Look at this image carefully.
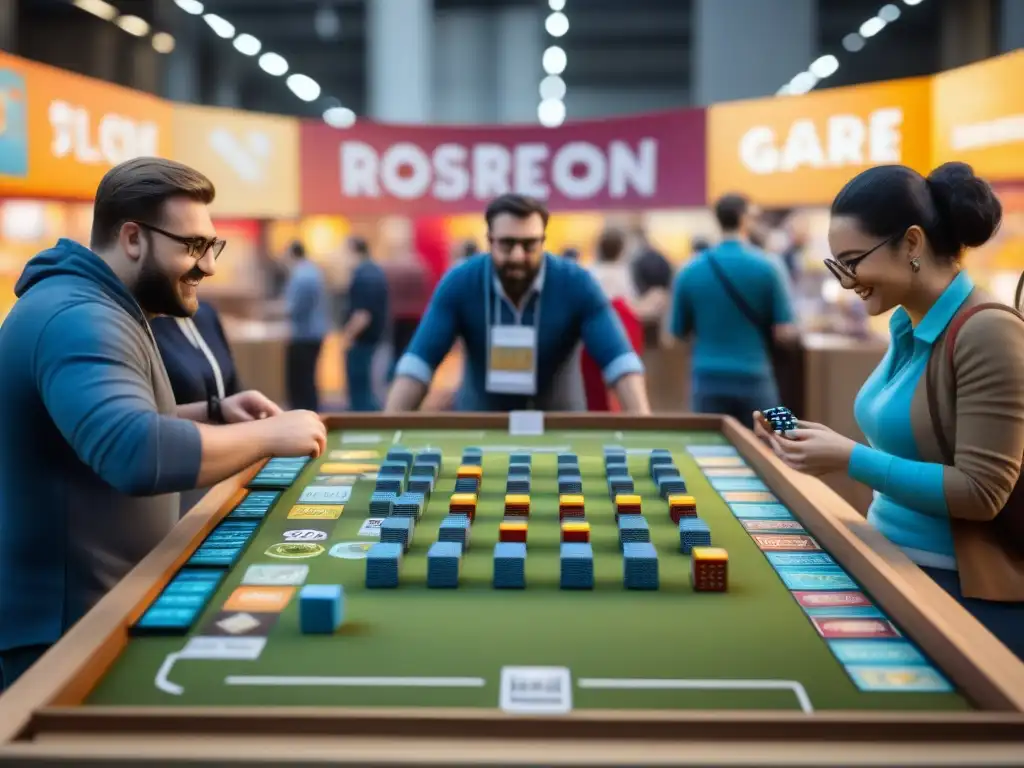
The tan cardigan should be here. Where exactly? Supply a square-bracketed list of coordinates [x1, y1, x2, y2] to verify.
[912, 287, 1024, 600]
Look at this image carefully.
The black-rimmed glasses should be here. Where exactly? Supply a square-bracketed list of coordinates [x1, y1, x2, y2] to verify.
[490, 236, 544, 255]
[135, 221, 226, 261]
[823, 232, 902, 282]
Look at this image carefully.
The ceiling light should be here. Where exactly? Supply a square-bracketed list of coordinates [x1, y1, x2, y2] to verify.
[843, 32, 866, 51]
[115, 15, 150, 37]
[173, 0, 205, 14]
[258, 52, 289, 76]
[879, 3, 901, 21]
[71, 0, 118, 21]
[324, 106, 357, 129]
[233, 33, 262, 56]
[789, 71, 818, 94]
[203, 13, 235, 38]
[287, 73, 321, 102]
[809, 54, 839, 79]
[542, 45, 567, 75]
[549, 0, 566, 9]
[539, 75, 567, 101]
[152, 32, 176, 53]
[859, 16, 886, 37]
[903, 0, 923, 5]
[538, 98, 566, 128]
[545, 12, 569, 37]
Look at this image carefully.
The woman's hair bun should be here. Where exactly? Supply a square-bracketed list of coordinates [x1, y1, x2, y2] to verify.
[926, 162, 1002, 249]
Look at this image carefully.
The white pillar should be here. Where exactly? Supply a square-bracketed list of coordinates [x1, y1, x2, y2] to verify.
[692, 0, 814, 104]
[433, 8, 494, 124]
[367, 0, 433, 123]
[494, 5, 544, 124]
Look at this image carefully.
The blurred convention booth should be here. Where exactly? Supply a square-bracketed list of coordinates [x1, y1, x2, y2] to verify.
[2, 34, 1024, 510]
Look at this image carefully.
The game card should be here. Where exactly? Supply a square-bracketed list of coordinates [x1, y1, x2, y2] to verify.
[358, 518, 385, 537]
[811, 617, 900, 639]
[729, 503, 794, 520]
[766, 551, 836, 567]
[776, 566, 857, 591]
[694, 456, 747, 468]
[722, 491, 778, 503]
[793, 590, 871, 608]
[702, 467, 756, 478]
[687, 445, 739, 457]
[201, 610, 280, 638]
[741, 519, 807, 533]
[328, 450, 379, 460]
[710, 477, 770, 493]
[241, 564, 309, 586]
[298, 485, 352, 505]
[805, 605, 886, 619]
[288, 504, 344, 520]
[318, 463, 377, 476]
[223, 586, 296, 613]
[751, 533, 820, 551]
[846, 665, 952, 693]
[828, 640, 926, 666]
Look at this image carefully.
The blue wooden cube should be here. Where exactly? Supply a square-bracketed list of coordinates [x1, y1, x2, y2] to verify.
[299, 584, 344, 634]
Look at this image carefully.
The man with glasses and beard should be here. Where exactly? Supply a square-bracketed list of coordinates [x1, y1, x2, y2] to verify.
[385, 194, 649, 413]
[0, 158, 327, 691]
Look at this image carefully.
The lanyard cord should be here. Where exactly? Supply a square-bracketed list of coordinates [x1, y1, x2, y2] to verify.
[175, 317, 227, 400]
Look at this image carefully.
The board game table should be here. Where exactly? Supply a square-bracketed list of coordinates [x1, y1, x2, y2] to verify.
[2, 413, 1023, 767]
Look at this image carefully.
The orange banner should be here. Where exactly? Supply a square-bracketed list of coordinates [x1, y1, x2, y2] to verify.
[0, 52, 172, 200]
[707, 77, 932, 207]
[171, 104, 300, 219]
[931, 50, 1024, 182]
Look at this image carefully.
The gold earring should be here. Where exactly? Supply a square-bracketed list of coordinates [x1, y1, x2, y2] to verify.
[910, 258, 921, 273]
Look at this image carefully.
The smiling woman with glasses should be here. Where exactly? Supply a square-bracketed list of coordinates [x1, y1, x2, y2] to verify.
[754, 161, 1024, 662]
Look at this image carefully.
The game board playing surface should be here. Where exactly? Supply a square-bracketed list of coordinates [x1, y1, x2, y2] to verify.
[87, 427, 971, 713]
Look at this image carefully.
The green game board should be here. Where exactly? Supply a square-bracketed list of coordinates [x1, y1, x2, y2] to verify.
[87, 427, 971, 713]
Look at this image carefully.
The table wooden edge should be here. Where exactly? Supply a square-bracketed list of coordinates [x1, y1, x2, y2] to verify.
[1, 412, 1023, 757]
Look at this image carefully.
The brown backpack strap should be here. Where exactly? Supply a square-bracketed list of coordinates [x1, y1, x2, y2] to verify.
[926, 303, 1024, 466]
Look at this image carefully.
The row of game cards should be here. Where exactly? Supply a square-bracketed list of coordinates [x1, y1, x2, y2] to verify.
[130, 457, 311, 636]
[686, 443, 953, 694]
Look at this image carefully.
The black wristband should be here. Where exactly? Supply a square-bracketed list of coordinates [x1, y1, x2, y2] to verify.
[207, 395, 225, 424]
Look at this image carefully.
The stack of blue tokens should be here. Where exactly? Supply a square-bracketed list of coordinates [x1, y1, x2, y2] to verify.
[393, 492, 425, 518]
[407, 474, 435, 496]
[557, 453, 578, 469]
[506, 475, 531, 494]
[427, 541, 463, 588]
[509, 452, 532, 468]
[438, 515, 471, 548]
[417, 449, 443, 469]
[227, 490, 281, 520]
[560, 542, 595, 589]
[623, 542, 659, 590]
[248, 456, 310, 488]
[375, 476, 404, 495]
[411, 461, 438, 480]
[462, 447, 483, 466]
[508, 462, 531, 478]
[365, 542, 402, 588]
[651, 462, 680, 484]
[558, 471, 583, 494]
[378, 460, 408, 479]
[369, 491, 398, 517]
[387, 446, 414, 465]
[380, 517, 415, 551]
[453, 476, 479, 494]
[607, 473, 634, 498]
[658, 474, 688, 499]
[649, 449, 673, 470]
[618, 515, 651, 547]
[604, 446, 627, 472]
[679, 517, 712, 554]
[493, 541, 527, 589]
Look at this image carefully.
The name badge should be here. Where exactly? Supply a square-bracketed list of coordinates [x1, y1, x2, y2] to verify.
[487, 324, 538, 396]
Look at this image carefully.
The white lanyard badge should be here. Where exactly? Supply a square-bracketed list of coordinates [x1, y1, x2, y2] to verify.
[175, 317, 226, 399]
[484, 260, 541, 397]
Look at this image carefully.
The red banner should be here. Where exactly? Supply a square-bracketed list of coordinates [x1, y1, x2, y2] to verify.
[300, 110, 706, 215]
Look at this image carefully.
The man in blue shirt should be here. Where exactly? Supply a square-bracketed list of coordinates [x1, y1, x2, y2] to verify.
[385, 194, 649, 412]
[341, 236, 389, 411]
[670, 194, 797, 426]
[0, 158, 326, 691]
[283, 241, 330, 411]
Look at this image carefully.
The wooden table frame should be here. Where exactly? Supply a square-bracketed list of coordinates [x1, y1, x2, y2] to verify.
[2, 413, 1024, 767]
